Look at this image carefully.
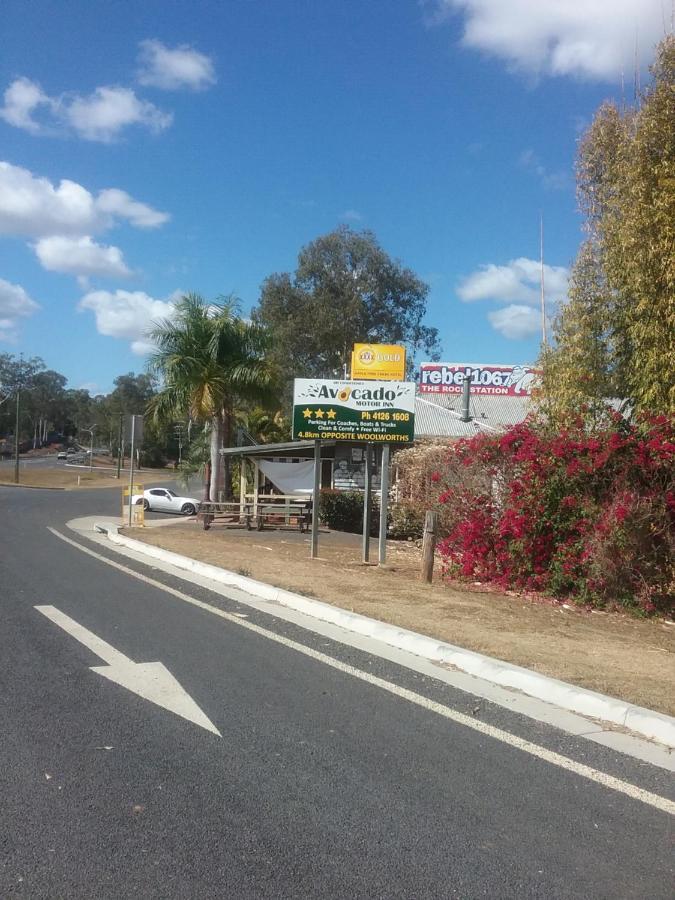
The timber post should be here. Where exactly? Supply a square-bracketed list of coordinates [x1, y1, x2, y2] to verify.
[421, 510, 438, 583]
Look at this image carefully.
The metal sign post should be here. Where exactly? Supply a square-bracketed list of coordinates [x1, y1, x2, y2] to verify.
[125, 413, 144, 526]
[378, 444, 390, 565]
[128, 415, 136, 527]
[311, 439, 321, 559]
[362, 443, 373, 563]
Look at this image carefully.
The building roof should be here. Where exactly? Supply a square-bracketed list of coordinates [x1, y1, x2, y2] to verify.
[426, 391, 532, 425]
[413, 393, 532, 439]
[414, 397, 493, 438]
[220, 439, 335, 458]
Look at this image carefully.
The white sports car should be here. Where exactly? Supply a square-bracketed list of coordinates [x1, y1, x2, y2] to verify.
[133, 488, 199, 516]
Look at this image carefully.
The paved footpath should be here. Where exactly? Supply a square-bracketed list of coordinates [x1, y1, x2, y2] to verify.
[1, 485, 673, 899]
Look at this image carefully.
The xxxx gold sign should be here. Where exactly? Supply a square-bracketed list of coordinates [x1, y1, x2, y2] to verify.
[293, 378, 416, 443]
[351, 343, 406, 381]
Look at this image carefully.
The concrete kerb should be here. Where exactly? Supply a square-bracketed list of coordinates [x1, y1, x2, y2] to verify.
[0, 482, 66, 490]
[96, 521, 675, 750]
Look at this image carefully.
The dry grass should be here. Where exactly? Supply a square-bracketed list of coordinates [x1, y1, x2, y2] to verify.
[0, 466, 174, 490]
[128, 523, 675, 717]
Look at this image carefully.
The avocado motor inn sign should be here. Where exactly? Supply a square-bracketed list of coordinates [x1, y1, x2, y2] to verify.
[293, 379, 416, 443]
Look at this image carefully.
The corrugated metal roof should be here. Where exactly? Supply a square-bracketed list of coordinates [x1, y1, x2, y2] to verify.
[414, 393, 531, 438]
[418, 392, 531, 426]
[414, 397, 498, 438]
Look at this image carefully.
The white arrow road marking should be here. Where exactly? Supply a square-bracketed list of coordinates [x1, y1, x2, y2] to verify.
[35, 605, 221, 736]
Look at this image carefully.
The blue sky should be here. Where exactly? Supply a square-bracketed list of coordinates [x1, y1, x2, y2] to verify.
[0, 0, 664, 393]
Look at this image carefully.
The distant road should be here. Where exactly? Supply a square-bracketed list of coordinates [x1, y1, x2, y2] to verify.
[0, 454, 61, 468]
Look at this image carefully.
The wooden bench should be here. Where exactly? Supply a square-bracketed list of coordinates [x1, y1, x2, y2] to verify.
[256, 501, 312, 532]
[197, 501, 253, 531]
[198, 500, 313, 532]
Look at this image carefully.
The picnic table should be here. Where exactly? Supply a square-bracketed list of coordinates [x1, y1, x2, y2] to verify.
[198, 498, 313, 532]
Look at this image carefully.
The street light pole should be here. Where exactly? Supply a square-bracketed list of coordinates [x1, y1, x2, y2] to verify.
[13, 389, 20, 484]
[81, 425, 96, 473]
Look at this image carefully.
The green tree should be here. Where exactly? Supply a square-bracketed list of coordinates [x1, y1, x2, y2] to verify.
[60, 389, 96, 439]
[238, 406, 290, 445]
[0, 354, 46, 443]
[542, 36, 675, 417]
[25, 370, 67, 446]
[254, 226, 440, 399]
[148, 293, 271, 500]
[538, 241, 617, 424]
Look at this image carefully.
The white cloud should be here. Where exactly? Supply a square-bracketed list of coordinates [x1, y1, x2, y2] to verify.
[519, 149, 569, 191]
[457, 256, 569, 307]
[488, 304, 544, 339]
[436, 0, 664, 80]
[0, 161, 98, 237]
[339, 209, 364, 222]
[61, 86, 172, 142]
[457, 256, 568, 339]
[78, 289, 176, 354]
[0, 77, 53, 133]
[0, 278, 40, 342]
[137, 39, 216, 91]
[0, 161, 169, 238]
[34, 235, 131, 279]
[96, 188, 169, 228]
[0, 78, 172, 141]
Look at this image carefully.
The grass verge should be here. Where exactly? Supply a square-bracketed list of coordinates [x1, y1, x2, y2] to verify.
[0, 466, 174, 490]
[126, 523, 675, 717]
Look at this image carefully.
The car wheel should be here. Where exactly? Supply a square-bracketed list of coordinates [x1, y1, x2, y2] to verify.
[143, 499, 150, 511]
[181, 503, 196, 516]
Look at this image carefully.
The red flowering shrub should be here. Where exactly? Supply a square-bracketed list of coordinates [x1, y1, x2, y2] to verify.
[435, 413, 674, 616]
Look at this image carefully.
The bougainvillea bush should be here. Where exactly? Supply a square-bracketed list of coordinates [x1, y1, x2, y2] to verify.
[433, 414, 674, 616]
[391, 440, 490, 539]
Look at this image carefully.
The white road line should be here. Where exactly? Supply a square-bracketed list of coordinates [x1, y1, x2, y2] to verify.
[47, 526, 675, 817]
[36, 604, 130, 667]
[35, 604, 221, 736]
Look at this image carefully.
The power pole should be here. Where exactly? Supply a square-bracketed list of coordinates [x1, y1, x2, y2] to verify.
[173, 423, 184, 465]
[88, 426, 95, 473]
[540, 213, 548, 346]
[116, 413, 123, 479]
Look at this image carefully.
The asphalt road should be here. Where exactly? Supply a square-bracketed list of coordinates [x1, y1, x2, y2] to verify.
[1, 485, 673, 899]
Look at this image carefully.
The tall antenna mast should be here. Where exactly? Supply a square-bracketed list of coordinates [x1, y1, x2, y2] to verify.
[540, 213, 547, 346]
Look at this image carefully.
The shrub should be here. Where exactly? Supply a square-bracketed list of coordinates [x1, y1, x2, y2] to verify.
[392, 440, 474, 538]
[319, 489, 379, 535]
[388, 501, 426, 540]
[434, 412, 674, 616]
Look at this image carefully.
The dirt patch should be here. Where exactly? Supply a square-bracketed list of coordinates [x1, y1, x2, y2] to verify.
[128, 523, 675, 717]
[0, 467, 174, 490]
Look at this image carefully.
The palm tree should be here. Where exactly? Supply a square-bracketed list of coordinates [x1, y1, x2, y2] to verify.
[148, 293, 271, 501]
[238, 406, 290, 445]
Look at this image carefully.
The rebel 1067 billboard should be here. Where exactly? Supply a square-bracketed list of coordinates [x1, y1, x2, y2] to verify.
[293, 379, 415, 443]
[419, 363, 540, 396]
